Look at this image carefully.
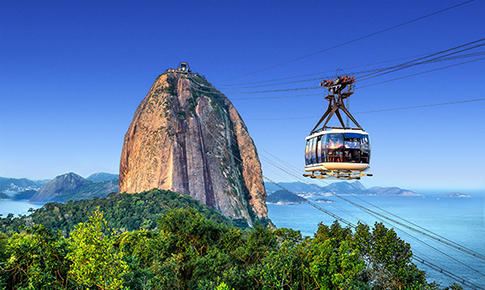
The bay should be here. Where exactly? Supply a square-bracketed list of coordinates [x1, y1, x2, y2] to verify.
[268, 195, 485, 289]
[0, 200, 44, 217]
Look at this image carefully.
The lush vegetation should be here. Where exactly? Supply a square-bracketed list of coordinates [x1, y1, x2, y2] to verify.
[0, 189, 246, 236]
[0, 189, 463, 289]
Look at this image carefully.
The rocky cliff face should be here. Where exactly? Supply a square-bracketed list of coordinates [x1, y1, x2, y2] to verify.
[119, 71, 269, 226]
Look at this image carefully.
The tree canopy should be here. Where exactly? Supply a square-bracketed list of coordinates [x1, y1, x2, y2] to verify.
[0, 189, 464, 289]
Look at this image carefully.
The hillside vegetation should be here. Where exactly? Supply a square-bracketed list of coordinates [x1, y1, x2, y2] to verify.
[0, 189, 461, 289]
[0, 189, 246, 236]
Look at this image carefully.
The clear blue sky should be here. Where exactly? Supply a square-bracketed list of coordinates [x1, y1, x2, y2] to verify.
[1, 0, 484, 193]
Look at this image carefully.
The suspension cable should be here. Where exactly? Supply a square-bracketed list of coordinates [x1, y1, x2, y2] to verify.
[217, 0, 476, 83]
[187, 75, 485, 288]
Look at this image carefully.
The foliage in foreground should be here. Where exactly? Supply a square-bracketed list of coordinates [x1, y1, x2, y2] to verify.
[0, 205, 463, 290]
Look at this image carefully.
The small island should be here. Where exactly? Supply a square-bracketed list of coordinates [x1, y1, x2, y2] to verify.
[441, 192, 471, 198]
[315, 198, 335, 204]
[266, 190, 304, 205]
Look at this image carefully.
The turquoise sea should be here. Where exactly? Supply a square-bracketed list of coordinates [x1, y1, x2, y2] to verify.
[0, 200, 43, 217]
[268, 195, 485, 289]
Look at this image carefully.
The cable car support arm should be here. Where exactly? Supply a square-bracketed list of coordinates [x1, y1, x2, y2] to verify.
[311, 76, 362, 134]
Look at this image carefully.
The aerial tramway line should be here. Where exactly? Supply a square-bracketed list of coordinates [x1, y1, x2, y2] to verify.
[304, 76, 372, 180]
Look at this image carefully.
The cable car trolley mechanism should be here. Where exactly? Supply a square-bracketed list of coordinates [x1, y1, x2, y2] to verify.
[304, 76, 373, 180]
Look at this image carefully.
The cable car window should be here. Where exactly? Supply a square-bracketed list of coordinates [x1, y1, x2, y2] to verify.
[343, 133, 362, 139]
[308, 139, 312, 164]
[311, 138, 317, 164]
[322, 134, 329, 149]
[305, 140, 310, 165]
[321, 134, 328, 162]
[361, 135, 370, 150]
[328, 134, 343, 149]
[317, 138, 322, 163]
[345, 140, 360, 149]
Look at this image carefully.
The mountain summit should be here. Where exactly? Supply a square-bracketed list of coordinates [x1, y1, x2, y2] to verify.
[29, 172, 119, 203]
[119, 68, 269, 226]
[29, 172, 86, 203]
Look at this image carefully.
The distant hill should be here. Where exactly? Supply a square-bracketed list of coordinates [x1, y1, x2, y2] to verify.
[264, 182, 281, 194]
[265, 181, 326, 195]
[324, 181, 367, 194]
[363, 186, 420, 196]
[0, 192, 10, 200]
[441, 192, 470, 198]
[266, 190, 304, 204]
[265, 181, 419, 197]
[11, 189, 37, 200]
[0, 177, 50, 195]
[86, 172, 119, 182]
[29, 172, 119, 203]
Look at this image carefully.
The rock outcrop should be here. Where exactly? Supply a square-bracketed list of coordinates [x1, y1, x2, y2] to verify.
[119, 70, 269, 226]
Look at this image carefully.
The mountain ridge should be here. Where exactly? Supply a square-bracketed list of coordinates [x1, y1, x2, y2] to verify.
[265, 181, 420, 197]
[29, 172, 119, 203]
[86, 172, 119, 182]
[0, 177, 50, 195]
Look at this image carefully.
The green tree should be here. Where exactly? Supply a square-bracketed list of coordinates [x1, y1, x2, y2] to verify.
[248, 226, 367, 290]
[352, 222, 428, 289]
[1, 225, 72, 289]
[115, 229, 162, 289]
[154, 207, 232, 289]
[67, 207, 128, 290]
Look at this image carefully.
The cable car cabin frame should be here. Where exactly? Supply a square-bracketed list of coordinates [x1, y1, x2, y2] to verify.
[304, 76, 373, 180]
[304, 129, 371, 179]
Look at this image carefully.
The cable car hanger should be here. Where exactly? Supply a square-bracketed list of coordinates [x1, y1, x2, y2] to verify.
[311, 76, 362, 133]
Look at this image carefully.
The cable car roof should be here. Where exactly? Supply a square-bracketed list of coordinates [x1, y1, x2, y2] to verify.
[306, 128, 369, 140]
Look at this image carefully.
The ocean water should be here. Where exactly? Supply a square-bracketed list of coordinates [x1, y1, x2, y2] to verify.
[0, 200, 43, 217]
[268, 195, 485, 289]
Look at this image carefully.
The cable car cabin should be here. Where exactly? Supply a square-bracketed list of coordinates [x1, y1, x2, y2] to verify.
[305, 75, 372, 180]
[304, 129, 371, 179]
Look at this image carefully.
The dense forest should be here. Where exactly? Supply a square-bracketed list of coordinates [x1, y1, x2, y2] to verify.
[0, 189, 248, 236]
[0, 189, 462, 289]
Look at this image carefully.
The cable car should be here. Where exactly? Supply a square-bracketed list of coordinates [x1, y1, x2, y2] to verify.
[304, 76, 372, 180]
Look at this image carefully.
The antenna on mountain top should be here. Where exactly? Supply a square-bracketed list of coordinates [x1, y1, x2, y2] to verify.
[167, 62, 192, 75]
[178, 62, 191, 74]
